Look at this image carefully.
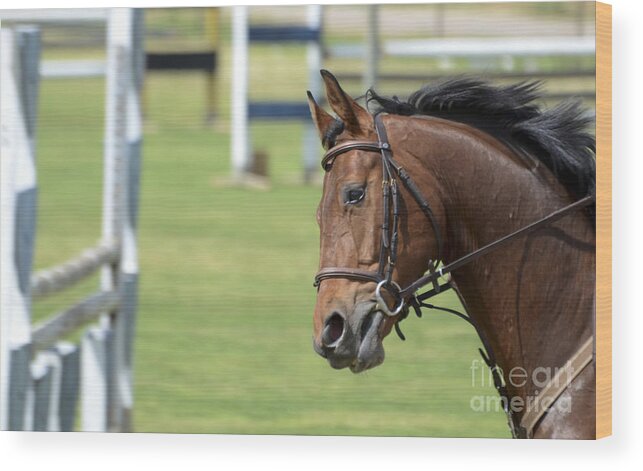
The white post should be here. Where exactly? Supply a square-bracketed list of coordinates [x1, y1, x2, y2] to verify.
[42, 350, 63, 432]
[100, 7, 142, 432]
[81, 326, 112, 432]
[119, 8, 143, 432]
[303, 5, 323, 183]
[231, 6, 249, 179]
[31, 355, 54, 431]
[0, 27, 40, 431]
[100, 8, 129, 433]
[102, 9, 130, 272]
[364, 5, 379, 90]
[55, 342, 80, 432]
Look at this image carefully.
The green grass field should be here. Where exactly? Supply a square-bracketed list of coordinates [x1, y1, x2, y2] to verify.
[32, 76, 509, 438]
[26, 6, 595, 437]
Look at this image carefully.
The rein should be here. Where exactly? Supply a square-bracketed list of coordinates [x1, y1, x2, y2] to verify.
[314, 112, 595, 438]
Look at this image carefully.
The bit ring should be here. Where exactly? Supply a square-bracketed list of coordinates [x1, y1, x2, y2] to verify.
[375, 280, 405, 317]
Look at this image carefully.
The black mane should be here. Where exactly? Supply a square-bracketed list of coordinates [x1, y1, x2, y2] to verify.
[367, 78, 595, 218]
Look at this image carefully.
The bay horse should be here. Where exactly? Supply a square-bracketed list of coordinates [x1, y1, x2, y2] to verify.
[308, 70, 596, 439]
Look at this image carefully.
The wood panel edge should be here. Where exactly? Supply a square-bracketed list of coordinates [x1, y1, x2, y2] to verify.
[595, 0, 612, 440]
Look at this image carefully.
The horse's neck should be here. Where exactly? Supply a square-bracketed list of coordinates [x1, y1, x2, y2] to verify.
[418, 120, 596, 398]
[451, 228, 594, 398]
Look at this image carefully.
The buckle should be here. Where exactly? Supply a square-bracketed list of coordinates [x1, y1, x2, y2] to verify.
[375, 280, 405, 317]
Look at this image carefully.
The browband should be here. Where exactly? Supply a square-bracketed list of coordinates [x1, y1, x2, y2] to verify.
[321, 141, 382, 170]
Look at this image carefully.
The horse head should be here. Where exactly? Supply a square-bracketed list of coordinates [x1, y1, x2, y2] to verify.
[308, 71, 444, 373]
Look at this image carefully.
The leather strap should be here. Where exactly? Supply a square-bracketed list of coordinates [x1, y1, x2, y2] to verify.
[518, 336, 594, 438]
[314, 267, 382, 287]
[399, 194, 595, 300]
[373, 115, 444, 267]
[321, 141, 382, 170]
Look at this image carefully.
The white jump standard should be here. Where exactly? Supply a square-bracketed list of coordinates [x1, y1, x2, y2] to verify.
[0, 8, 143, 432]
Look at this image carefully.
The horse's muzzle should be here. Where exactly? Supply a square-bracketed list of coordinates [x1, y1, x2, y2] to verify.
[313, 303, 385, 373]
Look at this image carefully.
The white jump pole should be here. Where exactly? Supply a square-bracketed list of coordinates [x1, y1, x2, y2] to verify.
[364, 5, 380, 90]
[81, 326, 113, 432]
[1, 10, 142, 433]
[117, 7, 143, 433]
[303, 5, 323, 183]
[0, 26, 41, 431]
[231, 6, 250, 180]
[85, 6, 130, 432]
[88, 7, 142, 433]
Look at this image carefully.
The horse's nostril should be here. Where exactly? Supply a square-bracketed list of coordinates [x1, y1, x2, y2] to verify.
[322, 312, 345, 347]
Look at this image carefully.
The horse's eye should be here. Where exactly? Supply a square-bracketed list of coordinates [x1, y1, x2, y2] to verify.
[345, 188, 365, 204]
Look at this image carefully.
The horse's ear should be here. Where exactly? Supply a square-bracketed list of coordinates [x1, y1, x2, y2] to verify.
[307, 91, 335, 145]
[320, 69, 371, 136]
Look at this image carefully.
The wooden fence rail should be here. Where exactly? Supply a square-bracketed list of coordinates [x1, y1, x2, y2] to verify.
[31, 242, 120, 299]
[32, 291, 121, 352]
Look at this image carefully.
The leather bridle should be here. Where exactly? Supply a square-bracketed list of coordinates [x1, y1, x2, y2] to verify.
[313, 112, 596, 438]
[314, 113, 594, 318]
[315, 113, 446, 318]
